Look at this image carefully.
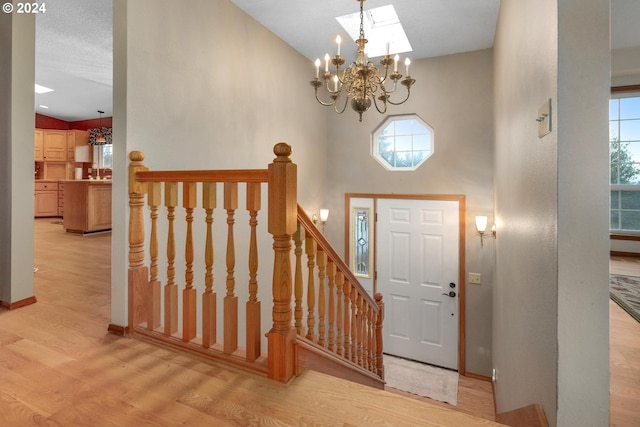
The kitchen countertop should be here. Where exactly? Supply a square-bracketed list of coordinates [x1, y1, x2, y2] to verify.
[60, 179, 112, 183]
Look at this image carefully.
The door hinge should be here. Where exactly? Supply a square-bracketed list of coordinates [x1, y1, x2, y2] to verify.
[375, 271, 377, 281]
[375, 212, 378, 222]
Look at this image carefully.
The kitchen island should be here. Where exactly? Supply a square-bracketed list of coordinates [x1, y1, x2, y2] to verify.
[63, 179, 112, 233]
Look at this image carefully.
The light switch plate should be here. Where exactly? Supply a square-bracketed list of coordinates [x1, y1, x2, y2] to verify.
[537, 98, 552, 138]
[469, 272, 482, 285]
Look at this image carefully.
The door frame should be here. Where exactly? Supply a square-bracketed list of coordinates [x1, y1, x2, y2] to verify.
[345, 193, 466, 375]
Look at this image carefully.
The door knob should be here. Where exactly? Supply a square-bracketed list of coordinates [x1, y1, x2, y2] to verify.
[442, 291, 457, 298]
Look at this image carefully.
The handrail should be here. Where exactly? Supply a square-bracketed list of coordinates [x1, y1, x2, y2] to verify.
[135, 169, 269, 183]
[297, 205, 378, 310]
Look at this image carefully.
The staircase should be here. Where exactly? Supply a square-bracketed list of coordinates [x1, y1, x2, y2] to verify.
[127, 143, 384, 388]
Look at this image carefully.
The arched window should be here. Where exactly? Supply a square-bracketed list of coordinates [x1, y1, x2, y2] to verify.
[371, 114, 434, 171]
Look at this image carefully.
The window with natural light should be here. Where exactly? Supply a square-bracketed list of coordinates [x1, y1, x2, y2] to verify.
[610, 92, 640, 232]
[371, 114, 433, 171]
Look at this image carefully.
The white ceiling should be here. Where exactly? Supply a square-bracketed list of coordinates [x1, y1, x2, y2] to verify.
[34, 0, 640, 122]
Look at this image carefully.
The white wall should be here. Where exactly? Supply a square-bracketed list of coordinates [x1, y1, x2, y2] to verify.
[0, 12, 35, 305]
[111, 0, 328, 331]
[493, 1, 609, 426]
[324, 49, 495, 376]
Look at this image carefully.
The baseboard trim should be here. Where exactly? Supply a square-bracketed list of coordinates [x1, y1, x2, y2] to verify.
[464, 371, 492, 382]
[0, 295, 37, 310]
[611, 250, 640, 258]
[107, 324, 130, 336]
[496, 403, 549, 427]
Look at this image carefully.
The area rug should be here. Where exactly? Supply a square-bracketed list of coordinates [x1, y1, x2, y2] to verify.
[610, 274, 640, 324]
[383, 354, 458, 406]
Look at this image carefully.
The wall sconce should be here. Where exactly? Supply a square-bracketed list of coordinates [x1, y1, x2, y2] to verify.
[475, 215, 496, 247]
[313, 209, 330, 233]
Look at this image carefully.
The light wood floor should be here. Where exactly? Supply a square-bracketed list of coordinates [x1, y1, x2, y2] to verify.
[609, 257, 640, 427]
[0, 219, 503, 427]
[2, 220, 638, 426]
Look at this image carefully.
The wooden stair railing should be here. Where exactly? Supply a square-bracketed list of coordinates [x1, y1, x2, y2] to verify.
[128, 143, 382, 386]
[128, 143, 297, 381]
[294, 206, 384, 386]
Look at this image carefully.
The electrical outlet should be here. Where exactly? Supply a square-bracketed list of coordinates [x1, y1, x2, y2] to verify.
[469, 272, 482, 285]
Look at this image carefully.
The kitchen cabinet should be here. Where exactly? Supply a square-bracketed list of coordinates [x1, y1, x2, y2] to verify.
[34, 130, 44, 161]
[58, 182, 65, 216]
[34, 181, 59, 217]
[43, 130, 67, 161]
[63, 180, 112, 233]
[43, 162, 67, 180]
[67, 130, 90, 162]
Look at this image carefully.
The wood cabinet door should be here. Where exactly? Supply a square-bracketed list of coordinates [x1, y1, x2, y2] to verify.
[34, 130, 44, 161]
[43, 130, 67, 161]
[66, 131, 76, 161]
[34, 191, 59, 217]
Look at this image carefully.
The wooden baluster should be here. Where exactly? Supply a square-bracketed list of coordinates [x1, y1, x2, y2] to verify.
[317, 250, 327, 347]
[362, 302, 369, 371]
[335, 271, 344, 357]
[182, 182, 197, 342]
[266, 143, 297, 382]
[343, 280, 351, 361]
[293, 223, 304, 336]
[147, 181, 161, 330]
[246, 182, 261, 361]
[202, 182, 217, 348]
[164, 182, 178, 336]
[224, 182, 238, 354]
[375, 293, 384, 379]
[327, 260, 336, 352]
[357, 293, 363, 367]
[305, 237, 316, 341]
[127, 151, 148, 330]
[369, 304, 375, 372]
[350, 284, 357, 363]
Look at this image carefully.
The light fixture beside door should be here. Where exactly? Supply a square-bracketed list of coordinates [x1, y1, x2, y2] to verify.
[475, 215, 496, 247]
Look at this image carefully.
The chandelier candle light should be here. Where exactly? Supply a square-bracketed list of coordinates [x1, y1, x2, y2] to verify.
[310, 0, 415, 122]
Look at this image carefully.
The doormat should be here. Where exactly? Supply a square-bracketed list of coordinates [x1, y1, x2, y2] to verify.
[610, 274, 640, 324]
[384, 354, 458, 406]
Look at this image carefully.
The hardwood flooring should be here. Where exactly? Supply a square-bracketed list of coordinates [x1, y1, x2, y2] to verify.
[609, 257, 640, 427]
[0, 219, 503, 427]
[3, 220, 638, 426]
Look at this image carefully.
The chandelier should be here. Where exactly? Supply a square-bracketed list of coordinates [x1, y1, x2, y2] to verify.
[310, 0, 415, 122]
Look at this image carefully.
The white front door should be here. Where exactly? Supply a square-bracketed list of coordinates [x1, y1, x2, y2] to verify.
[377, 198, 460, 370]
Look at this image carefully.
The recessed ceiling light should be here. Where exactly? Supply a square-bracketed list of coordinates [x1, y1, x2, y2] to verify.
[336, 4, 412, 58]
[39, 105, 49, 109]
[35, 84, 54, 94]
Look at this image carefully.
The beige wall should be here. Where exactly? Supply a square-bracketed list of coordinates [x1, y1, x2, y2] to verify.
[0, 13, 35, 304]
[111, 0, 328, 328]
[324, 49, 495, 376]
[612, 47, 640, 87]
[493, 1, 609, 426]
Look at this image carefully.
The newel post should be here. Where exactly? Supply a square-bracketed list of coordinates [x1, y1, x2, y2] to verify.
[267, 143, 297, 382]
[128, 151, 149, 332]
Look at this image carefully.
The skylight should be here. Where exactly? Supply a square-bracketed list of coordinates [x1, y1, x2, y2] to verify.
[35, 84, 54, 94]
[336, 4, 412, 58]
